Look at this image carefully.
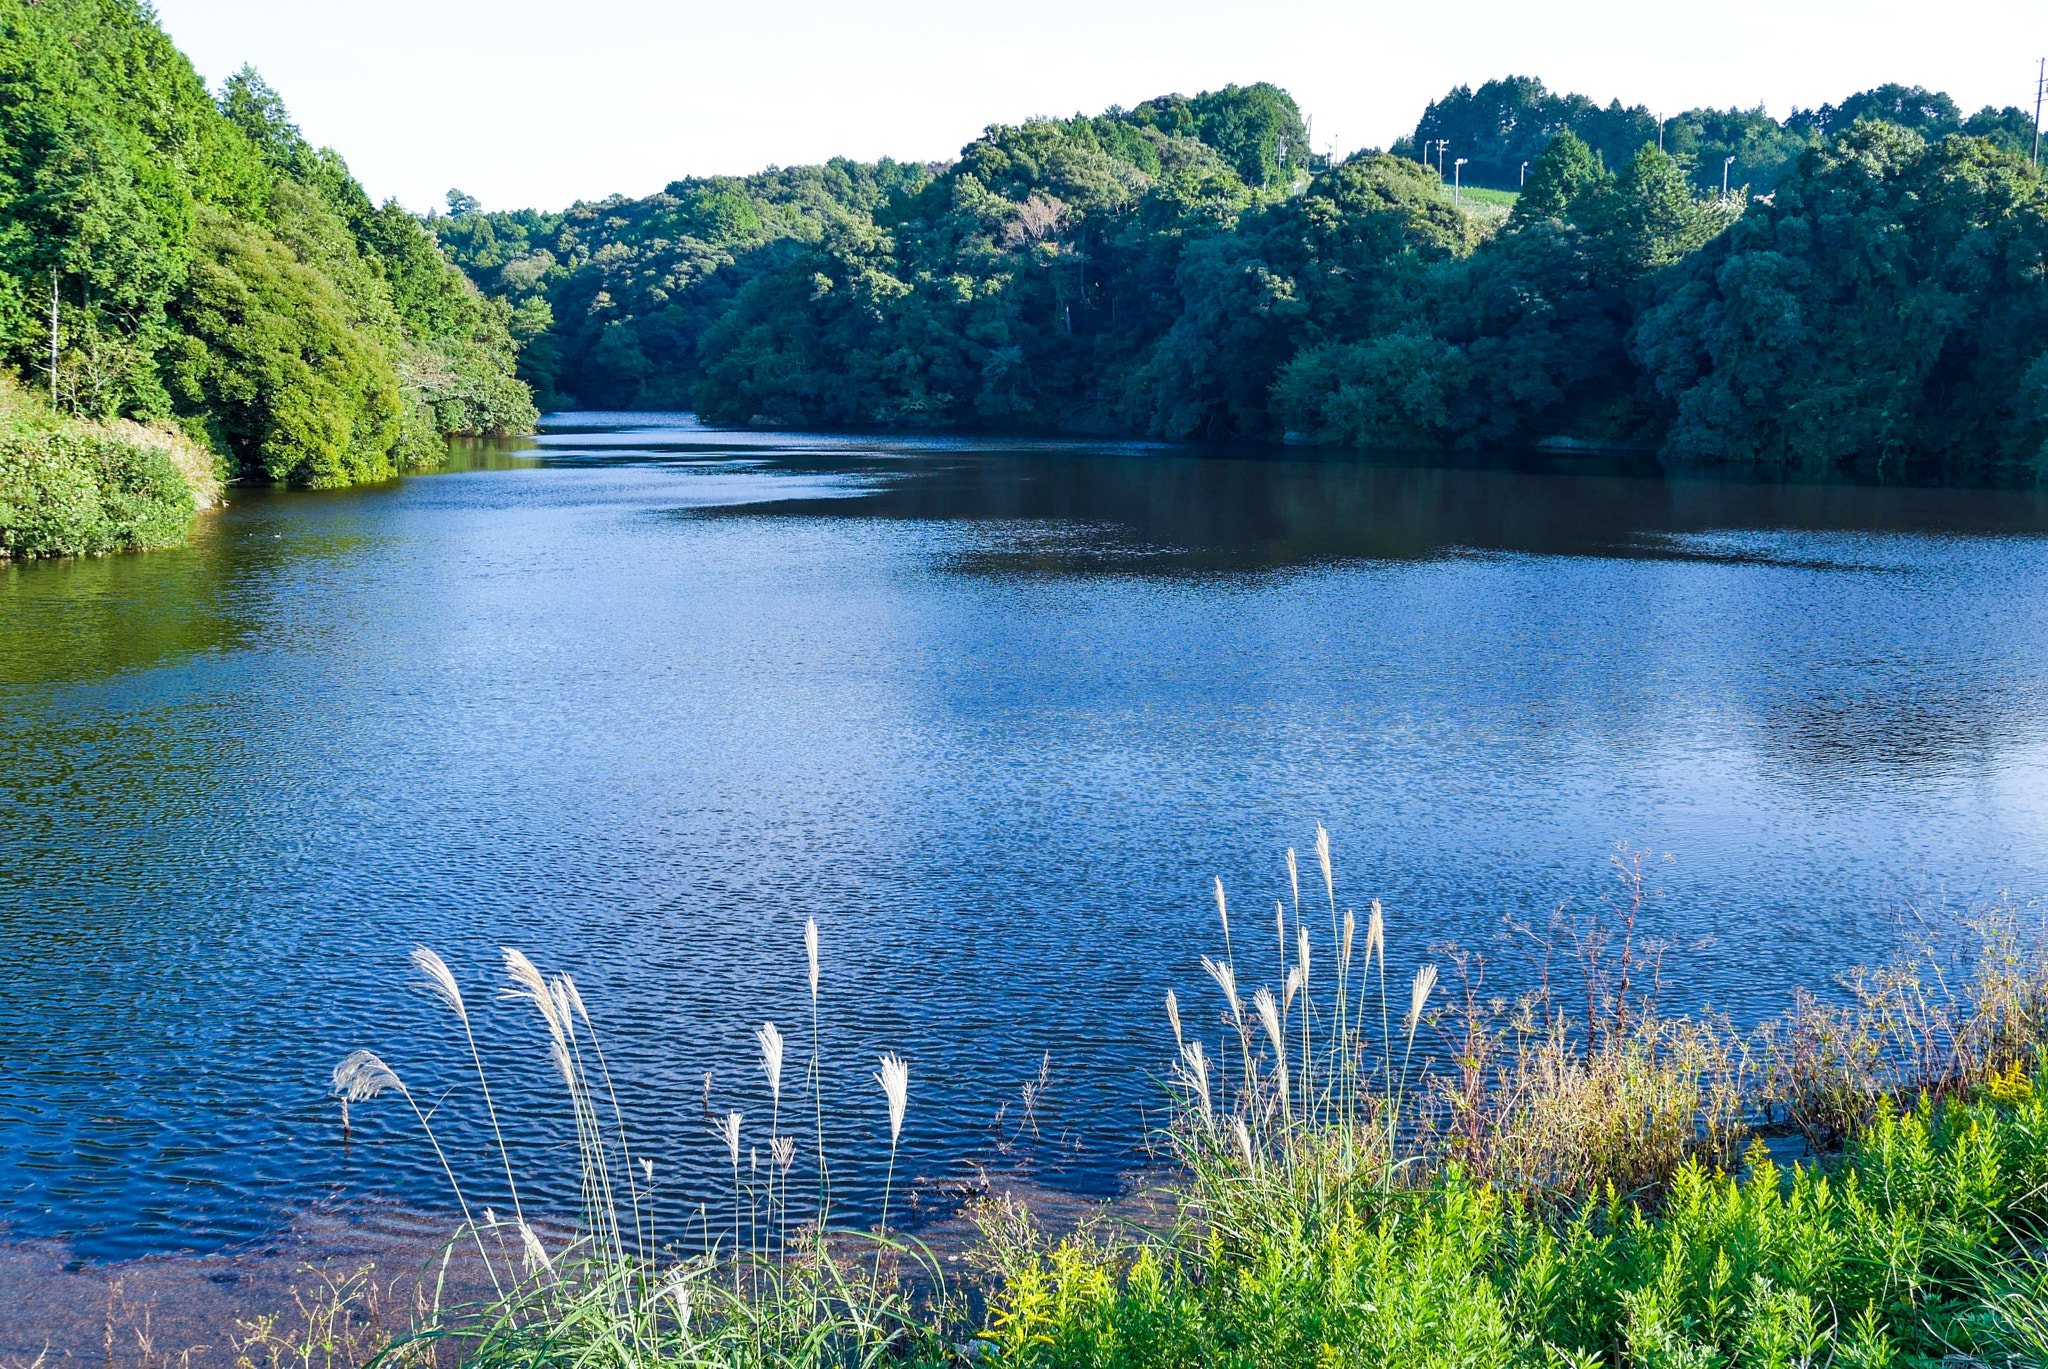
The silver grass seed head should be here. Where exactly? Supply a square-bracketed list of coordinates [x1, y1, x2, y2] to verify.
[1368, 901, 1386, 967]
[411, 946, 466, 1025]
[1253, 986, 1285, 1061]
[772, 1134, 796, 1174]
[1315, 823, 1334, 903]
[1286, 848, 1299, 911]
[1201, 955, 1243, 1023]
[804, 918, 820, 999]
[1296, 924, 1311, 984]
[876, 1053, 910, 1144]
[1343, 910, 1356, 970]
[561, 974, 592, 1029]
[1407, 963, 1439, 1032]
[1166, 989, 1183, 1050]
[332, 1048, 400, 1103]
[502, 947, 566, 1046]
[757, 1021, 785, 1101]
[716, 1111, 743, 1166]
[1285, 965, 1303, 1014]
[1233, 1115, 1256, 1169]
[519, 1221, 556, 1277]
[1179, 1040, 1214, 1128]
[549, 978, 577, 1039]
[1214, 877, 1229, 936]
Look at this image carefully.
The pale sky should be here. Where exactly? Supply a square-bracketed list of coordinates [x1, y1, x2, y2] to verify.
[152, 0, 2045, 214]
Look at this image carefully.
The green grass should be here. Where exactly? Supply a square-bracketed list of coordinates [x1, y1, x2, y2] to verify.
[1457, 185, 1521, 208]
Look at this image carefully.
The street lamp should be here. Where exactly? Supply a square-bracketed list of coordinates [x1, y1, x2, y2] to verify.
[1454, 158, 1468, 201]
[1520, 161, 1529, 187]
[1722, 155, 1736, 201]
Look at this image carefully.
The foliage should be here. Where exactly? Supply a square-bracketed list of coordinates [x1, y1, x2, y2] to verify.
[0, 0, 533, 521]
[440, 73, 2046, 479]
[1633, 125, 2048, 478]
[0, 374, 214, 556]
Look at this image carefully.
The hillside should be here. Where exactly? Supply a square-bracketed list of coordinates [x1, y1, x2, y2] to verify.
[0, 0, 535, 557]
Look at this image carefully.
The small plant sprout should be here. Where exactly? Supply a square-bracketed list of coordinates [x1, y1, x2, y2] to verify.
[875, 1052, 910, 1244]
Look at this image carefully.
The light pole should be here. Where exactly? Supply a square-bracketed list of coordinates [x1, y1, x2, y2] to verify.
[1519, 161, 1529, 187]
[2034, 56, 2044, 168]
[1722, 155, 1736, 201]
[1454, 158, 1468, 201]
[1435, 140, 1448, 177]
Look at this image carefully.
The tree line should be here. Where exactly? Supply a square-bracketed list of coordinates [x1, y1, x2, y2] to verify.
[438, 76, 2048, 480]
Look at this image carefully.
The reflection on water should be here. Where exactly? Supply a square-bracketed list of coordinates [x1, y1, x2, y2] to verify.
[3, 412, 2047, 1262]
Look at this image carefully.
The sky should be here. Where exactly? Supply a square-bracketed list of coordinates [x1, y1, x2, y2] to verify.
[152, 0, 2046, 214]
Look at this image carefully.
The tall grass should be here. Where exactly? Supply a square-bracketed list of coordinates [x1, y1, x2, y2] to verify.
[335, 931, 960, 1369]
[330, 839, 2048, 1369]
[970, 841, 2048, 1368]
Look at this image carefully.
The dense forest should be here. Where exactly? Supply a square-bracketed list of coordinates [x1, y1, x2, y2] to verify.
[1, 0, 534, 555]
[438, 76, 2048, 479]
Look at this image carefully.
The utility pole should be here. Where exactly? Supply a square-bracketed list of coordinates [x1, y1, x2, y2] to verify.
[1435, 139, 1448, 176]
[48, 273, 58, 404]
[2034, 57, 2044, 169]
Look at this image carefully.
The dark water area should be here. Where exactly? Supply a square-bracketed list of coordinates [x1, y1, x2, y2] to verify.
[4, 413, 2048, 1265]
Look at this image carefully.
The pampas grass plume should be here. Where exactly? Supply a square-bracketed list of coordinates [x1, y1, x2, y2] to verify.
[804, 918, 819, 1000]
[876, 1053, 909, 1144]
[717, 1111, 742, 1167]
[1166, 989, 1183, 1049]
[412, 947, 466, 1024]
[757, 1022, 785, 1102]
[1315, 823, 1334, 905]
[1407, 963, 1438, 1032]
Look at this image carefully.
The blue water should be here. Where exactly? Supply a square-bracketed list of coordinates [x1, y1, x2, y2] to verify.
[4, 414, 2047, 1261]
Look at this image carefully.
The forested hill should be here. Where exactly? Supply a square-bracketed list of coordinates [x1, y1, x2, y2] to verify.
[438, 77, 2048, 481]
[0, 0, 534, 494]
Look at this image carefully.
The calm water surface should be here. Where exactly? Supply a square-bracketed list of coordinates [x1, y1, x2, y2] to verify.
[5, 414, 2048, 1262]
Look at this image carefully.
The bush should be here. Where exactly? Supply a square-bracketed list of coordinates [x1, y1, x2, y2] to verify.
[0, 407, 205, 557]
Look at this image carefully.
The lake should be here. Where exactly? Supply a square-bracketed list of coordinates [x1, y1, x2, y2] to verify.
[4, 413, 2048, 1265]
